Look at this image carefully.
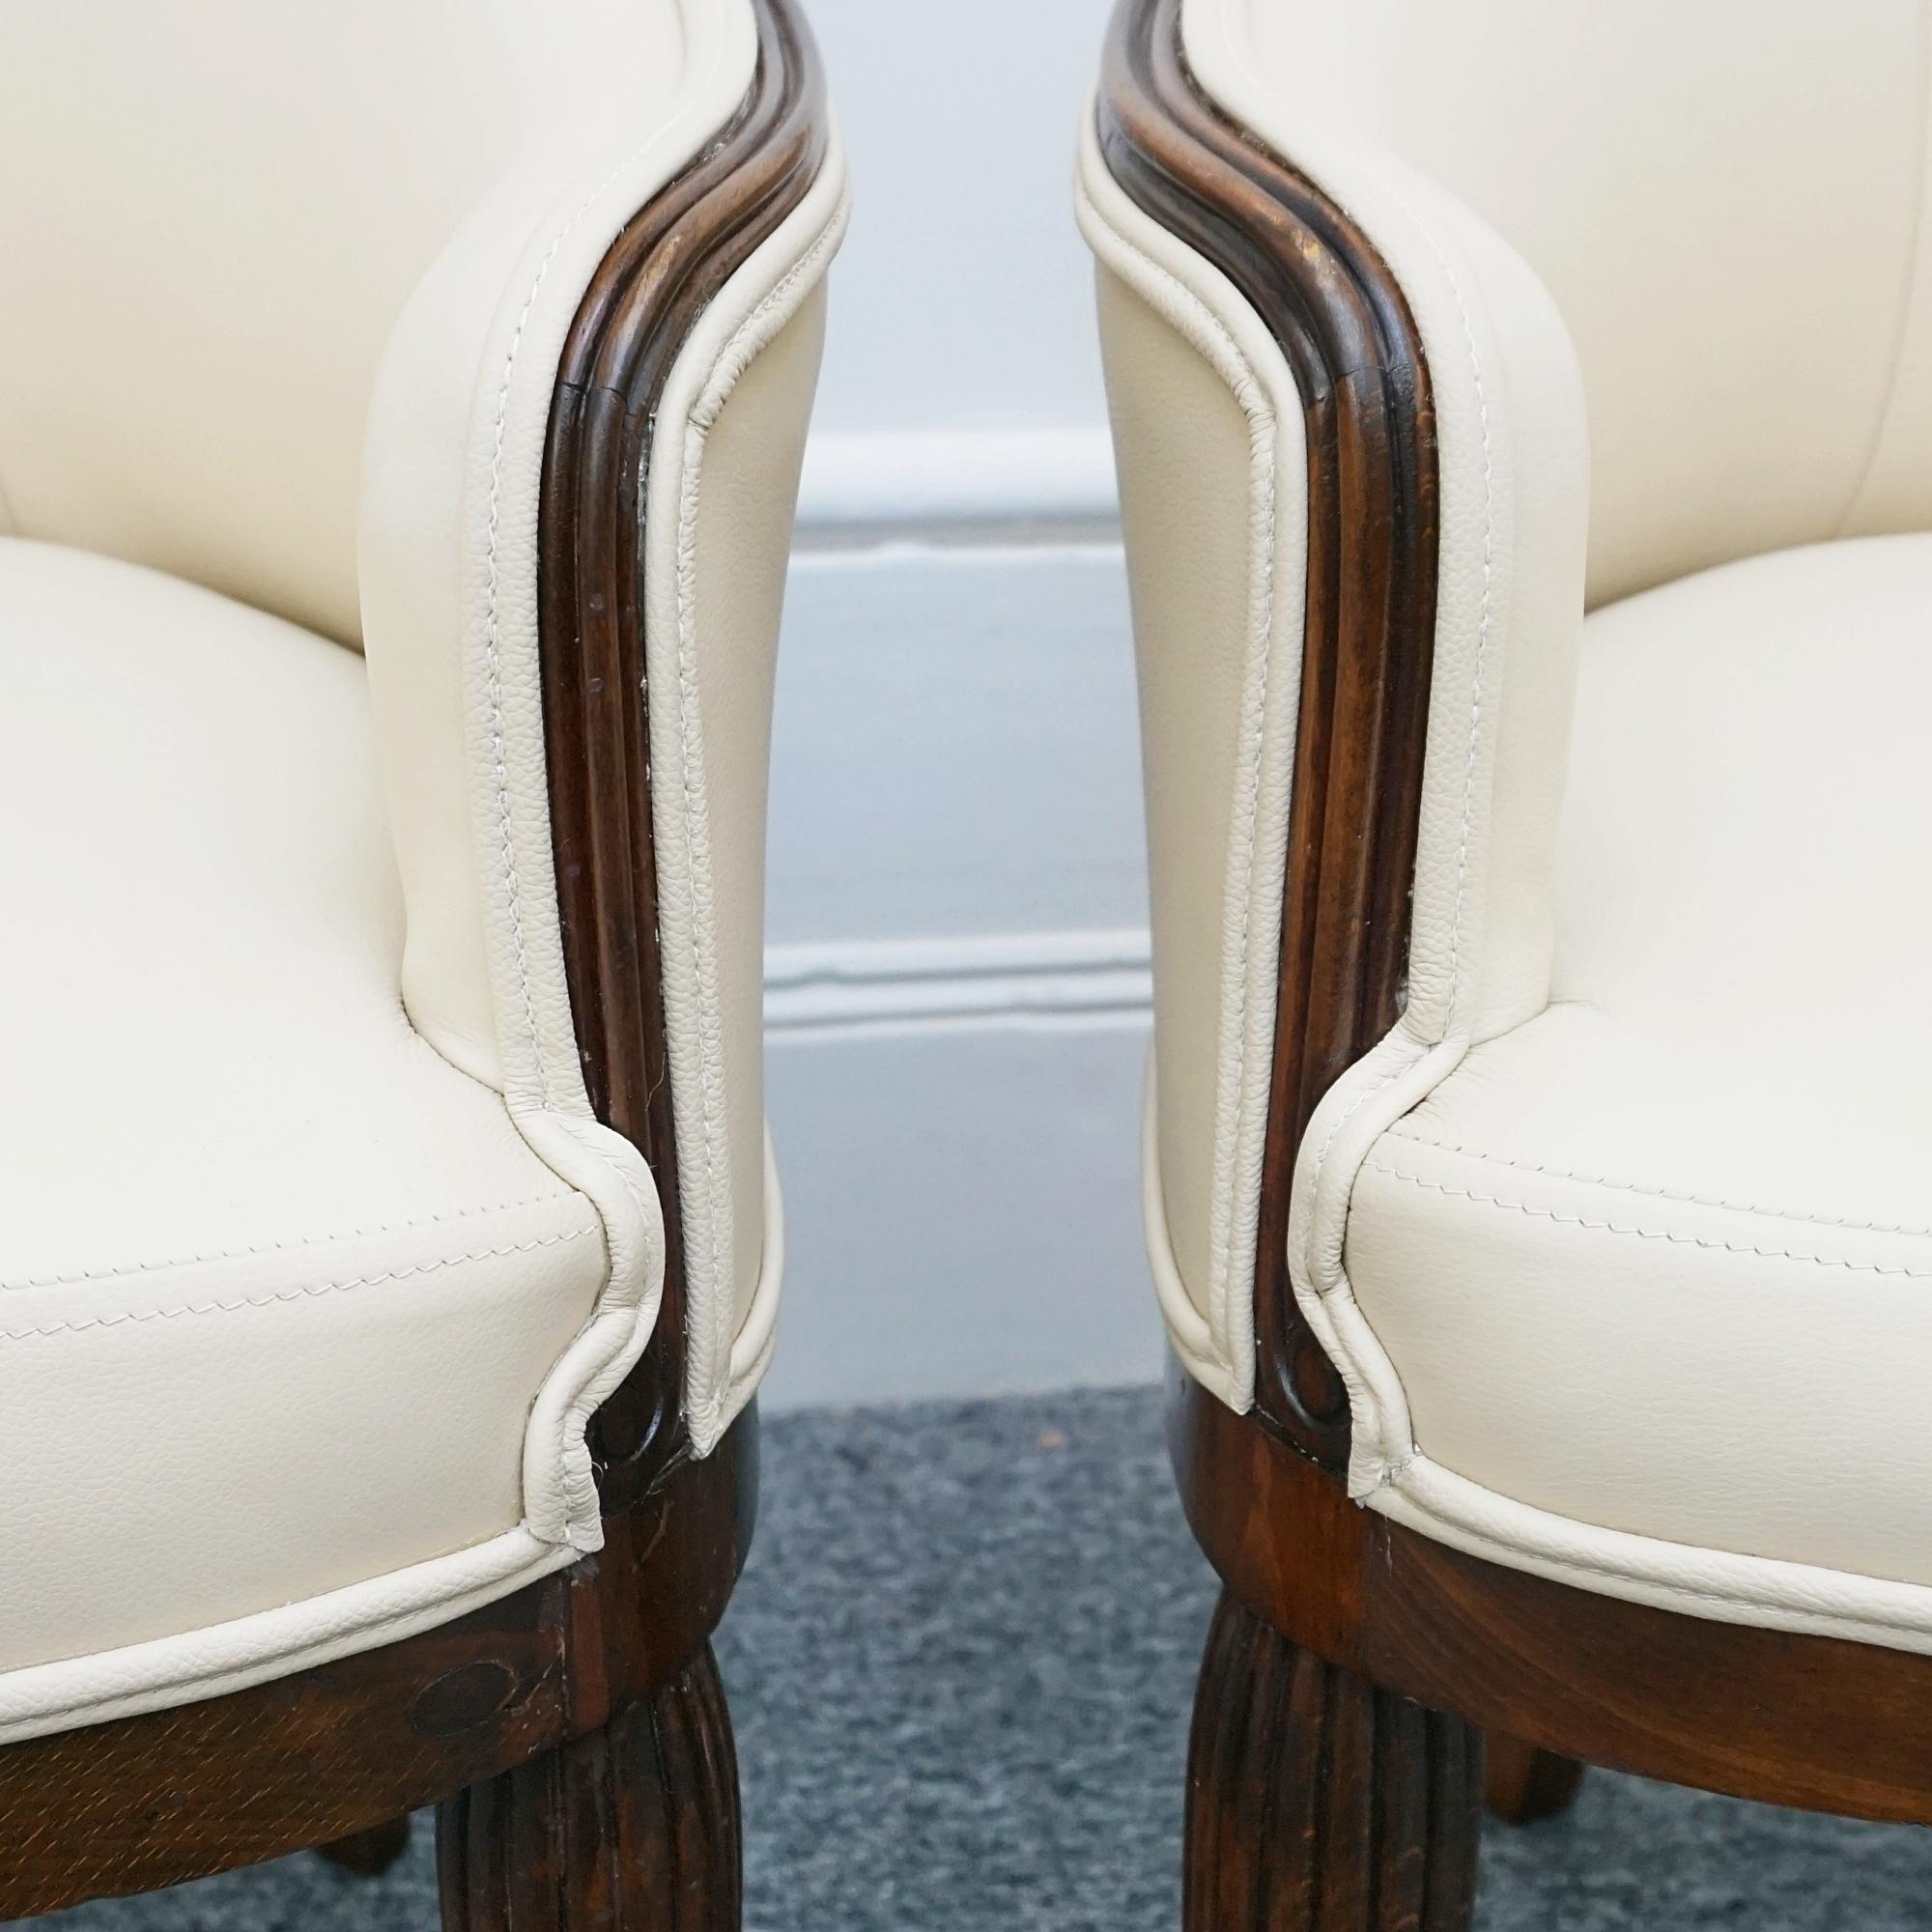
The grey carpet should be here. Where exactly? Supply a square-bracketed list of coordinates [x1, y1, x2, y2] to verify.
[32, 1387, 1932, 1930]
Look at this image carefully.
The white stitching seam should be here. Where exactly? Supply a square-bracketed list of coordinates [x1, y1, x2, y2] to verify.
[1369, 182, 1494, 1036]
[0, 1227, 600, 1342]
[1204, 0, 1497, 1048]
[1384, 1128, 1932, 1239]
[1279, 167, 1499, 1481]
[0, 1193, 582, 1293]
[1390, 1466, 1932, 1633]
[1196, 285, 1279, 1373]
[479, 27, 724, 1122]
[1304, 1054, 1411, 1203]
[472, 54, 740, 1531]
[483, 273, 557, 1111]
[671, 204, 846, 1434]
[1076, 175, 1278, 1384]
[1365, 1160, 1932, 1277]
[1241, 193, 1495, 1254]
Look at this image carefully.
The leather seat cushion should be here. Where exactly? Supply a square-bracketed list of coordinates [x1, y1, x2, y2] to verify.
[0, 539, 607, 1680]
[1349, 534, 1932, 1586]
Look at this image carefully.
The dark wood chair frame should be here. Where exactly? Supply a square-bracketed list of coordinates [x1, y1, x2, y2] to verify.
[0, 3, 825, 1921]
[1102, 0, 1932, 1923]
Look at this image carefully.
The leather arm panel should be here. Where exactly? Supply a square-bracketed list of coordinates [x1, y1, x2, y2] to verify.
[1087, 0, 1588, 1478]
[625, 167, 845, 1457]
[1078, 131, 1310, 1417]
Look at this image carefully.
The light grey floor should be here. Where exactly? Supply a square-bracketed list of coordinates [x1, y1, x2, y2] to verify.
[32, 1388, 1932, 1930]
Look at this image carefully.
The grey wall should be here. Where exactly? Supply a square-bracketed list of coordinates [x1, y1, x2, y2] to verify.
[756, 0, 1166, 1408]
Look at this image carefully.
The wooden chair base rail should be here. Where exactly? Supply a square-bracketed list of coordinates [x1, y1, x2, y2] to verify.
[1171, 1371, 1932, 1827]
[0, 1411, 755, 1922]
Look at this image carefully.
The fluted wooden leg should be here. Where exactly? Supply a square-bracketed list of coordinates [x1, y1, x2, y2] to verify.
[1484, 1736, 1584, 1826]
[1183, 1591, 1482, 1931]
[317, 1813, 412, 1876]
[436, 1641, 740, 1932]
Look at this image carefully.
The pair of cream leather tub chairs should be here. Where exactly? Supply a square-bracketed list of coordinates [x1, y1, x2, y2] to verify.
[5, 0, 1930, 1924]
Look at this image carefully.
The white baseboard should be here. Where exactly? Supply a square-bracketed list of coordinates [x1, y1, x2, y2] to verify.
[796, 427, 1120, 541]
[766, 928, 1151, 1036]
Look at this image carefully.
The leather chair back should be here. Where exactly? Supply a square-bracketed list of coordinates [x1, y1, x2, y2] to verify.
[1235, 0, 1932, 604]
[0, 0, 684, 643]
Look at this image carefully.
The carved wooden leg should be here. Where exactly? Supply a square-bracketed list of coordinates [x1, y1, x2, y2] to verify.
[436, 1641, 741, 1932]
[1484, 1735, 1585, 1826]
[317, 1813, 412, 1876]
[1183, 1591, 1482, 1931]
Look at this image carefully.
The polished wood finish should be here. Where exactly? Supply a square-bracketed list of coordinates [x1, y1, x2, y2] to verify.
[1100, 0, 1438, 1473]
[1185, 1592, 1481, 1931]
[1484, 1739, 1585, 1827]
[439, 1644, 741, 1932]
[0, 4, 824, 1921]
[1101, 0, 1932, 1908]
[1175, 1374, 1932, 1826]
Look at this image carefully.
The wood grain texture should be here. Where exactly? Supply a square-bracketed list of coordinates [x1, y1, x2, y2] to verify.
[437, 1644, 740, 1932]
[1184, 1591, 1481, 1932]
[0, 2, 825, 1918]
[1098, 0, 1438, 1471]
[1483, 1739, 1584, 1828]
[1174, 1374, 1932, 1826]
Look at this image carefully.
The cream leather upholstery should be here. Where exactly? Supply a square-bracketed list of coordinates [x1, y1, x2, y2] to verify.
[1079, 86, 1587, 1411]
[0, 542, 607, 1728]
[0, 0, 687, 644]
[1350, 536, 1932, 1646]
[1092, 0, 1932, 1648]
[0, 0, 844, 1744]
[1220, 0, 1932, 610]
[361, 136, 845, 1447]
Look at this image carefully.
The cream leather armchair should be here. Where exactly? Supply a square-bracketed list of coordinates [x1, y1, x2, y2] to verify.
[0, 1, 844, 1921]
[1084, 0, 1932, 1920]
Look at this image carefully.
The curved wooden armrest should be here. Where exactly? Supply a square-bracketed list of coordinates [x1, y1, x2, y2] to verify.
[542, 0, 827, 1505]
